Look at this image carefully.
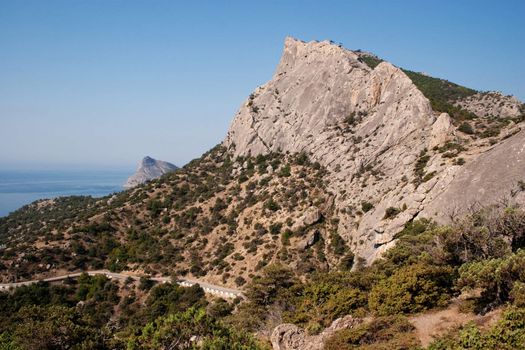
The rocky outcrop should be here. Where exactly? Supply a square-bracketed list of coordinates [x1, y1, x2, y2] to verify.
[291, 207, 322, 231]
[271, 315, 363, 350]
[223, 37, 442, 262]
[419, 128, 525, 222]
[224, 37, 525, 265]
[455, 92, 524, 119]
[124, 156, 178, 189]
[428, 113, 457, 149]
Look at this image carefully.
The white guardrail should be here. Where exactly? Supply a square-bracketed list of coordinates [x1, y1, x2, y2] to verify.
[0, 271, 244, 299]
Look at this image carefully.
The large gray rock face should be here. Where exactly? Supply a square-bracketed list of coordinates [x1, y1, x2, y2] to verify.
[420, 129, 525, 222]
[223, 37, 525, 264]
[124, 156, 178, 189]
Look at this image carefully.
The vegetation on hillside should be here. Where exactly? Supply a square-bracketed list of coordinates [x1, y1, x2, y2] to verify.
[228, 207, 525, 348]
[357, 52, 525, 149]
[1, 204, 525, 348]
[401, 69, 478, 120]
[0, 273, 263, 349]
[0, 146, 340, 287]
[358, 53, 479, 121]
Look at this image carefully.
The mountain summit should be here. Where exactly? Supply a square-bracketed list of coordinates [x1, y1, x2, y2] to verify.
[225, 37, 525, 262]
[123, 156, 178, 189]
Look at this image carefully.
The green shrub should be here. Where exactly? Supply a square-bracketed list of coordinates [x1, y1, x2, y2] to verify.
[458, 122, 475, 134]
[402, 69, 478, 120]
[345, 112, 357, 126]
[414, 149, 430, 185]
[383, 207, 401, 220]
[279, 164, 291, 177]
[359, 55, 383, 69]
[127, 307, 263, 350]
[422, 171, 437, 182]
[458, 250, 525, 309]
[361, 201, 374, 213]
[138, 276, 155, 291]
[510, 281, 525, 307]
[290, 282, 367, 327]
[264, 198, 281, 212]
[433, 207, 525, 265]
[330, 232, 348, 256]
[368, 263, 453, 315]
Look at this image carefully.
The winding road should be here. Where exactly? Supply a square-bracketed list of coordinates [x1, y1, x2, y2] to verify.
[0, 270, 244, 299]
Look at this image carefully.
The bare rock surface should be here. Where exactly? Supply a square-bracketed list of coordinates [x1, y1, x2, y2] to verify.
[124, 156, 178, 189]
[420, 129, 525, 223]
[224, 37, 525, 264]
[291, 207, 322, 231]
[271, 315, 363, 350]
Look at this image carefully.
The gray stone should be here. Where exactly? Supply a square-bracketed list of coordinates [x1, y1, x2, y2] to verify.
[271, 315, 363, 350]
[124, 156, 178, 189]
[223, 37, 525, 265]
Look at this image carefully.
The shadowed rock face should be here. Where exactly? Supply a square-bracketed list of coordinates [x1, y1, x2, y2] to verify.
[124, 156, 178, 189]
[224, 37, 525, 264]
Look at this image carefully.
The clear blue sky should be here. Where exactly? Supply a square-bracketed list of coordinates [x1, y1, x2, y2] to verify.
[1, 0, 524, 169]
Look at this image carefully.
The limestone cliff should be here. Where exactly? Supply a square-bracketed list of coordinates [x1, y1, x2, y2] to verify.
[224, 37, 525, 263]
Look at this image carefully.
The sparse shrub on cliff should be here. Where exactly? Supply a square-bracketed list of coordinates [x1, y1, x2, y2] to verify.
[361, 201, 374, 213]
[264, 198, 281, 212]
[383, 207, 401, 219]
[458, 121, 475, 134]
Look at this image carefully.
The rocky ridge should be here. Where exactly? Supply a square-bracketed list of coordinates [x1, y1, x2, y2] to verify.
[225, 37, 525, 263]
[455, 91, 524, 119]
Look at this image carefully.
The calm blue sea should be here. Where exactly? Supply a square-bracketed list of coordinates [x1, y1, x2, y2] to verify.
[0, 169, 131, 217]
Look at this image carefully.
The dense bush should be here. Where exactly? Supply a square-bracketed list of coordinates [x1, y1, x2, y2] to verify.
[383, 207, 401, 220]
[359, 55, 383, 69]
[458, 121, 475, 134]
[289, 280, 367, 328]
[127, 307, 263, 350]
[368, 263, 454, 315]
[434, 206, 525, 265]
[458, 250, 525, 310]
[361, 201, 374, 213]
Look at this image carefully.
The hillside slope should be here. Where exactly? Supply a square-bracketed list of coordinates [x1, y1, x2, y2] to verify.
[1, 37, 524, 286]
[225, 37, 525, 262]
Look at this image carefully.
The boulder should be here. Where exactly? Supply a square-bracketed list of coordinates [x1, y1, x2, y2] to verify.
[271, 315, 363, 350]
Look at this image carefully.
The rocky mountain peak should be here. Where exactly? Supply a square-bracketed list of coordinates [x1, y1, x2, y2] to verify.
[123, 156, 178, 189]
[276, 37, 366, 76]
[224, 37, 525, 264]
[224, 37, 435, 158]
[141, 156, 156, 166]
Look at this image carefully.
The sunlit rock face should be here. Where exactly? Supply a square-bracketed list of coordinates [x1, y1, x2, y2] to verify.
[224, 37, 525, 263]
